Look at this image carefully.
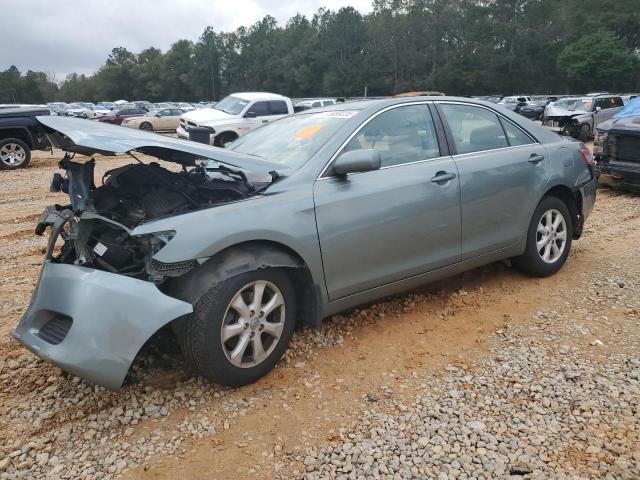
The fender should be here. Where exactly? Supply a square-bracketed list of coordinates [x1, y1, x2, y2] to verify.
[164, 242, 324, 327]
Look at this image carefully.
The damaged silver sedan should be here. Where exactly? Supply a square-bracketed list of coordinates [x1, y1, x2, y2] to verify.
[14, 98, 597, 389]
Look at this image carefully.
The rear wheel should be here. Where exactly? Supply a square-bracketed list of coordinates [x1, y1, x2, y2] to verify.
[578, 124, 591, 142]
[139, 122, 153, 131]
[513, 196, 573, 277]
[183, 269, 296, 387]
[0, 138, 31, 170]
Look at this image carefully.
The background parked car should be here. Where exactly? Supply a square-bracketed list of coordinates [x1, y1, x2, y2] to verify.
[121, 108, 184, 131]
[99, 101, 117, 110]
[293, 98, 338, 112]
[498, 96, 531, 111]
[97, 107, 147, 125]
[516, 98, 552, 120]
[594, 97, 640, 190]
[543, 94, 624, 141]
[177, 92, 294, 146]
[177, 102, 195, 112]
[64, 102, 94, 117]
[0, 106, 51, 169]
[132, 101, 155, 112]
[81, 105, 112, 119]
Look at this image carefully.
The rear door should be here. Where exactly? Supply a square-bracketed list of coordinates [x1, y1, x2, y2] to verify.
[436, 102, 549, 260]
[314, 103, 461, 300]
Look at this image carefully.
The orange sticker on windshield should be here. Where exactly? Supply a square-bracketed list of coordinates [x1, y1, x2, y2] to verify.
[295, 124, 323, 139]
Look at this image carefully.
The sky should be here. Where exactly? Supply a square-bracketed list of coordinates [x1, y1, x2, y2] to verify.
[3, 0, 373, 79]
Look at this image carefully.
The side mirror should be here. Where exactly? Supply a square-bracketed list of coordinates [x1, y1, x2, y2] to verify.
[244, 111, 257, 118]
[595, 106, 602, 112]
[333, 149, 382, 176]
[155, 113, 162, 117]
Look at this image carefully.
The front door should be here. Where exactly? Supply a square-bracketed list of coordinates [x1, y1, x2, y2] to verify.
[314, 104, 461, 300]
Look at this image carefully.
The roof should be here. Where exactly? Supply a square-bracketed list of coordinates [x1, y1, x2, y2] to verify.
[231, 92, 289, 101]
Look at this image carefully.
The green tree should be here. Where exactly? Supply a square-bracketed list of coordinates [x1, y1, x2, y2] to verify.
[558, 30, 638, 92]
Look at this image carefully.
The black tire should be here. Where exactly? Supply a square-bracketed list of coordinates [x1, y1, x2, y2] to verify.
[183, 269, 296, 387]
[139, 122, 153, 131]
[0, 138, 31, 170]
[512, 196, 573, 277]
[214, 132, 238, 148]
[578, 124, 591, 142]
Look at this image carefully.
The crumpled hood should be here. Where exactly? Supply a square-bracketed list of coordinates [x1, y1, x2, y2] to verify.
[180, 107, 235, 125]
[544, 104, 589, 118]
[37, 116, 283, 173]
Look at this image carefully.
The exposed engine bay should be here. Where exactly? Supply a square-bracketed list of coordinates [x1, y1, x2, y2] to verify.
[42, 155, 268, 281]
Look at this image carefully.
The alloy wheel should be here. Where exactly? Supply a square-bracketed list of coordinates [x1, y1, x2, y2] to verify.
[220, 280, 285, 368]
[0, 143, 26, 167]
[536, 209, 567, 264]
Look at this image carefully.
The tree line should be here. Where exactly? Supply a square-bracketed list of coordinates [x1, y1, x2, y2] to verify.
[1, 0, 639, 104]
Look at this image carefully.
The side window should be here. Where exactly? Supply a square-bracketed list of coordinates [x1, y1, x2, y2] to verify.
[247, 101, 269, 117]
[595, 98, 609, 110]
[269, 101, 289, 115]
[343, 104, 440, 168]
[499, 118, 534, 146]
[439, 104, 508, 154]
[160, 109, 172, 116]
[171, 109, 183, 116]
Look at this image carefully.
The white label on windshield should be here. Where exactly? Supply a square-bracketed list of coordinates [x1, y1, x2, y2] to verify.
[313, 111, 358, 119]
[93, 242, 107, 256]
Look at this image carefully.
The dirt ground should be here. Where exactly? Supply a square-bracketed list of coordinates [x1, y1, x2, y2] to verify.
[0, 148, 639, 479]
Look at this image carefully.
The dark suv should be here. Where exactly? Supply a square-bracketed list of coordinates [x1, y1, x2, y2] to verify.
[0, 107, 51, 169]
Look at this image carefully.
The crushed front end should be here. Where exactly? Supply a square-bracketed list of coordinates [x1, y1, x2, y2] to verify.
[596, 117, 640, 191]
[12, 153, 263, 389]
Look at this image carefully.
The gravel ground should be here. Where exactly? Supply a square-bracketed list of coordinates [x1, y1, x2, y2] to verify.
[0, 152, 639, 479]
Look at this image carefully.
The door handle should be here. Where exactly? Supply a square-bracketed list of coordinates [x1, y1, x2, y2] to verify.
[430, 172, 456, 184]
[261, 119, 269, 124]
[528, 153, 545, 163]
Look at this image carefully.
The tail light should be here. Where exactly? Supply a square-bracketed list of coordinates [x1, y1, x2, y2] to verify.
[579, 145, 594, 166]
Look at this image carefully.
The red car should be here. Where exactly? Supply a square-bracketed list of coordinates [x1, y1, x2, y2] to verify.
[97, 108, 146, 125]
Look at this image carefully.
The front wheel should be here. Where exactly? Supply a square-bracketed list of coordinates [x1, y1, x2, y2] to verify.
[139, 122, 153, 131]
[513, 196, 573, 277]
[184, 269, 296, 387]
[578, 124, 591, 142]
[0, 138, 31, 170]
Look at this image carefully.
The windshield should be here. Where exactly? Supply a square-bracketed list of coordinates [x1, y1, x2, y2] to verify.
[552, 98, 592, 111]
[229, 110, 358, 168]
[214, 95, 250, 115]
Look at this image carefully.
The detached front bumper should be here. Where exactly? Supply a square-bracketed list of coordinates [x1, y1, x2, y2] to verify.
[12, 262, 193, 390]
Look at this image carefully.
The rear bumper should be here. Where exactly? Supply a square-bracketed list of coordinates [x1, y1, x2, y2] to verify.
[12, 262, 192, 390]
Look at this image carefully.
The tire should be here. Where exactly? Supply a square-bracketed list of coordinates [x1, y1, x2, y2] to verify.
[214, 132, 238, 148]
[183, 269, 296, 387]
[512, 196, 573, 277]
[139, 122, 153, 131]
[578, 124, 591, 142]
[0, 138, 31, 170]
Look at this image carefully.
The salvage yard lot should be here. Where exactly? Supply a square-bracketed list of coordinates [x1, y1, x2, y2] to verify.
[1, 152, 639, 479]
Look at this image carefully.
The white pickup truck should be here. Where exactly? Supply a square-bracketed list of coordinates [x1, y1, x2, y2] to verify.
[177, 92, 294, 147]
